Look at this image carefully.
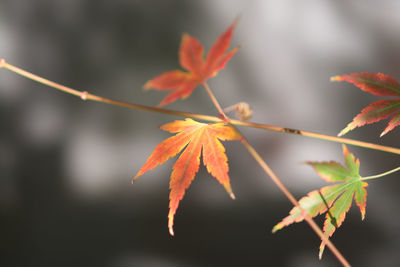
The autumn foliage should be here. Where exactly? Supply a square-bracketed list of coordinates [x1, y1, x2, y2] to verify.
[144, 20, 239, 107]
[5, 15, 400, 266]
[135, 20, 384, 260]
[134, 21, 242, 235]
[273, 145, 368, 258]
[133, 119, 241, 235]
[332, 73, 400, 136]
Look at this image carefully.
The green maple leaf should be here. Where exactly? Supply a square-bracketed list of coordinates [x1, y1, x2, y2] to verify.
[272, 145, 368, 259]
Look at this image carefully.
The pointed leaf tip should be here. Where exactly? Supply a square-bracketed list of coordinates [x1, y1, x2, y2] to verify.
[169, 226, 175, 236]
[231, 15, 240, 28]
[132, 170, 144, 184]
[330, 75, 342, 82]
[131, 175, 139, 184]
[271, 223, 282, 233]
[318, 246, 324, 260]
[143, 81, 151, 90]
[361, 211, 366, 221]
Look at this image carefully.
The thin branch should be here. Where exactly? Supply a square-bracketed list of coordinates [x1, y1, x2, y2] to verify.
[362, 166, 400, 181]
[230, 120, 400, 155]
[2, 59, 399, 156]
[202, 82, 351, 267]
[2, 58, 352, 265]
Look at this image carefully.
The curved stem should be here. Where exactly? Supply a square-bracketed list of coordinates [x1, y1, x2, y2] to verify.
[362, 166, 400, 181]
[2, 59, 400, 157]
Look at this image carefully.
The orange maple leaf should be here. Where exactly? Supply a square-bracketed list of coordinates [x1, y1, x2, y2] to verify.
[133, 118, 241, 235]
[144, 20, 239, 107]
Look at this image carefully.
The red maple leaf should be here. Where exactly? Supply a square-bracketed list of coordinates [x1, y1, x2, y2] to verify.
[144, 20, 239, 107]
[133, 118, 241, 235]
[331, 72, 400, 136]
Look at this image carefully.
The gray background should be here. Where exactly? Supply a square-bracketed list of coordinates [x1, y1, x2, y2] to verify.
[1, 1, 400, 266]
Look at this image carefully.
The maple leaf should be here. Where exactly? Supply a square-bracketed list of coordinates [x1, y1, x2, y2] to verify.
[133, 118, 241, 235]
[331, 72, 400, 136]
[144, 20, 239, 107]
[272, 145, 368, 259]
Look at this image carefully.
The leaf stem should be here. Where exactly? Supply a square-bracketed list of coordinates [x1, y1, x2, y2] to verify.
[362, 166, 400, 181]
[2, 59, 400, 157]
[202, 82, 351, 267]
[202, 82, 229, 121]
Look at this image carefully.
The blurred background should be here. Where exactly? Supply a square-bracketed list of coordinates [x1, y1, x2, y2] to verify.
[1, 1, 400, 266]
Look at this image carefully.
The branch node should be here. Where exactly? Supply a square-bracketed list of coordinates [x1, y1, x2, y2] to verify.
[80, 91, 88, 101]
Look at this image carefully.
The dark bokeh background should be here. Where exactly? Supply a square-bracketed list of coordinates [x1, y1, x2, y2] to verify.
[1, 1, 400, 266]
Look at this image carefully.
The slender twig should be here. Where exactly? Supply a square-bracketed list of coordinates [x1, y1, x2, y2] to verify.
[2, 59, 400, 157]
[241, 137, 350, 266]
[230, 120, 400, 155]
[202, 82, 351, 267]
[362, 166, 400, 181]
